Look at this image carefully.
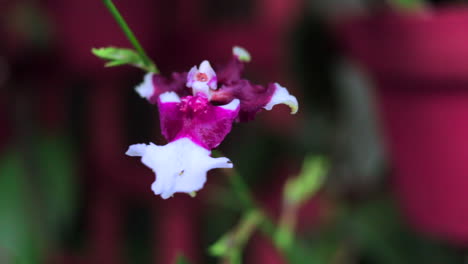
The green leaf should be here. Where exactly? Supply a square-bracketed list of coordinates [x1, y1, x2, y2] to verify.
[36, 135, 77, 237]
[0, 150, 43, 264]
[284, 156, 328, 205]
[209, 210, 263, 264]
[0, 134, 78, 263]
[288, 239, 339, 264]
[345, 199, 463, 264]
[92, 47, 155, 72]
[209, 233, 231, 257]
[389, 0, 426, 10]
[174, 254, 191, 264]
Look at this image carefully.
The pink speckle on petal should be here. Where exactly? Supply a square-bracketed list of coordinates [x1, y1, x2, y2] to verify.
[180, 95, 209, 113]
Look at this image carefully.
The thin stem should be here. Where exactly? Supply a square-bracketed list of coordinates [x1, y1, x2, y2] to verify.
[275, 201, 299, 252]
[228, 172, 256, 210]
[227, 172, 275, 236]
[102, 0, 159, 73]
[218, 210, 264, 264]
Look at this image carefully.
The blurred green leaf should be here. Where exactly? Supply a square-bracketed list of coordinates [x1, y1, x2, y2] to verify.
[174, 254, 191, 264]
[389, 0, 426, 10]
[36, 135, 77, 238]
[209, 210, 263, 264]
[92, 47, 153, 71]
[348, 200, 405, 264]
[284, 156, 327, 205]
[209, 233, 242, 264]
[288, 238, 340, 264]
[0, 151, 27, 252]
[281, 197, 463, 264]
[342, 199, 463, 264]
[209, 233, 231, 257]
[209, 236, 242, 264]
[0, 134, 78, 263]
[282, 209, 343, 264]
[0, 150, 43, 263]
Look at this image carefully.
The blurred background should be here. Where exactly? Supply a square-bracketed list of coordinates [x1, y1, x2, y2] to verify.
[2, 0, 468, 263]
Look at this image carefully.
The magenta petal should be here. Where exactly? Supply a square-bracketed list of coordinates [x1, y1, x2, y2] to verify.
[211, 80, 276, 122]
[157, 93, 240, 150]
[147, 72, 191, 104]
[157, 101, 184, 142]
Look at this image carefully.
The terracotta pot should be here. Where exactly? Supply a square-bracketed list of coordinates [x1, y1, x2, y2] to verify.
[335, 7, 468, 244]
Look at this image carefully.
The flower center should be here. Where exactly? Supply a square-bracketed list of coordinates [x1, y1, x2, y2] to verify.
[195, 72, 209, 82]
[179, 95, 209, 113]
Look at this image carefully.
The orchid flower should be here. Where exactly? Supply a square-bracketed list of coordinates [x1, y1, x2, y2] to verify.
[127, 46, 299, 199]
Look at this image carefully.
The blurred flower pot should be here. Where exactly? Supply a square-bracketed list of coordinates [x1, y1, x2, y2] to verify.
[335, 7, 468, 244]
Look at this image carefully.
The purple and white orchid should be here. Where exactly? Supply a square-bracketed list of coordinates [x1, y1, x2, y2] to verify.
[127, 46, 298, 199]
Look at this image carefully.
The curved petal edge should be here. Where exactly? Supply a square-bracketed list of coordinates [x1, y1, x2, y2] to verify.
[263, 83, 299, 114]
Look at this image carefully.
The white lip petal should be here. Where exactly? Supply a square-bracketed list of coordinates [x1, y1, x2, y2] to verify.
[126, 143, 149, 156]
[263, 83, 299, 114]
[135, 72, 154, 99]
[209, 157, 233, 169]
[126, 138, 233, 199]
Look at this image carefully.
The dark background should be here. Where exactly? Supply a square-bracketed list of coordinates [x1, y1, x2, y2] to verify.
[1, 0, 468, 263]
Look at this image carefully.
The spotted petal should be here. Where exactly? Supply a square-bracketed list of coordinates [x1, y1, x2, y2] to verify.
[157, 92, 240, 150]
[211, 81, 298, 121]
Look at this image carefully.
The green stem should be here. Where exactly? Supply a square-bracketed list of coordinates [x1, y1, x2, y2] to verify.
[227, 172, 280, 251]
[222, 210, 264, 264]
[102, 0, 159, 73]
[235, 211, 263, 247]
[228, 172, 256, 210]
[275, 201, 299, 252]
